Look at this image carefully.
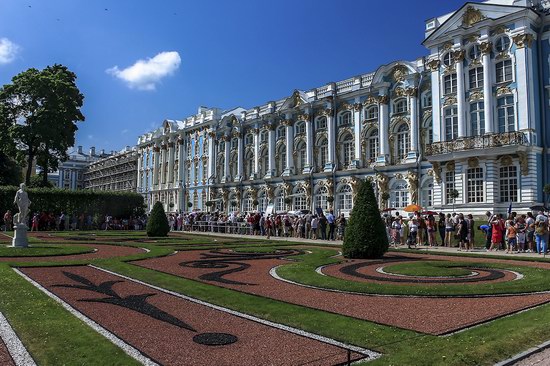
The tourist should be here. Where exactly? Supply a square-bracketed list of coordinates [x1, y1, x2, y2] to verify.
[526, 212, 535, 252]
[456, 214, 468, 251]
[535, 211, 548, 255]
[466, 214, 475, 251]
[336, 213, 346, 240]
[505, 216, 517, 254]
[318, 214, 327, 240]
[445, 213, 454, 247]
[516, 216, 527, 253]
[327, 210, 335, 241]
[264, 215, 272, 239]
[59, 212, 66, 231]
[426, 214, 436, 246]
[407, 218, 418, 249]
[3, 210, 12, 231]
[489, 214, 504, 251]
[311, 215, 319, 240]
[437, 212, 446, 246]
[31, 213, 39, 232]
[391, 216, 402, 247]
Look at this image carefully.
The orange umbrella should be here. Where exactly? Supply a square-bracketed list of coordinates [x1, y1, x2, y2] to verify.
[403, 204, 422, 212]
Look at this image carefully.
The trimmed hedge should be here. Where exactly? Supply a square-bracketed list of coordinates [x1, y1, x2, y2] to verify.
[146, 201, 169, 237]
[0, 186, 144, 218]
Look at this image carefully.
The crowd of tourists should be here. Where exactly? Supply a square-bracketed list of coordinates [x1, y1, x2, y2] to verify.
[1, 210, 146, 232]
[165, 210, 348, 240]
[385, 210, 550, 255]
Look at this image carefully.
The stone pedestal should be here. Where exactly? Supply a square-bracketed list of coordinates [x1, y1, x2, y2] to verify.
[12, 224, 29, 248]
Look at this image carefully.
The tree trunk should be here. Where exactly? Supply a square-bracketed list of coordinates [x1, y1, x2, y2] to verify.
[25, 151, 34, 185]
[42, 153, 49, 186]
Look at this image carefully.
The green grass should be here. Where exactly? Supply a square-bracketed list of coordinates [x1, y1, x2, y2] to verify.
[384, 261, 476, 277]
[275, 247, 550, 296]
[0, 244, 94, 257]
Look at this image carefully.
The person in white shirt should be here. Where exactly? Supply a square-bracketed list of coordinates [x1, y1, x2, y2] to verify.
[408, 219, 419, 248]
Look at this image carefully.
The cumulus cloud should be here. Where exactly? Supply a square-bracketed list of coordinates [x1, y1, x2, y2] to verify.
[0, 38, 20, 64]
[106, 51, 181, 91]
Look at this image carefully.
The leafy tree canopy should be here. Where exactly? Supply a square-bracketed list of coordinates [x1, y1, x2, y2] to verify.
[0, 64, 84, 185]
[0, 152, 21, 186]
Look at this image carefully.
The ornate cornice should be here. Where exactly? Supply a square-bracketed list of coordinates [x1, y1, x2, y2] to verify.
[426, 58, 440, 72]
[469, 91, 483, 102]
[479, 41, 492, 55]
[452, 50, 465, 63]
[378, 95, 389, 105]
[496, 85, 512, 97]
[443, 95, 457, 107]
[363, 95, 379, 106]
[512, 33, 534, 49]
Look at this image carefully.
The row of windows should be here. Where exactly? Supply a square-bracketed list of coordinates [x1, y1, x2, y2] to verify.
[444, 166, 519, 204]
[443, 59, 513, 95]
[444, 96, 515, 140]
[442, 35, 512, 66]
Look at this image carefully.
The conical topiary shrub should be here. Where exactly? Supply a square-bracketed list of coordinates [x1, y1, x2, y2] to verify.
[342, 180, 389, 259]
[146, 201, 170, 237]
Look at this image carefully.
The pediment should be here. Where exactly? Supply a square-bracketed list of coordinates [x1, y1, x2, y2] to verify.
[279, 90, 307, 111]
[424, 2, 529, 45]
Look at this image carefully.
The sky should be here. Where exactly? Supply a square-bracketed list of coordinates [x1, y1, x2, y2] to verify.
[0, 0, 473, 153]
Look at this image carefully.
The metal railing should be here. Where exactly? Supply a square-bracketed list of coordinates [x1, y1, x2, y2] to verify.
[425, 131, 529, 156]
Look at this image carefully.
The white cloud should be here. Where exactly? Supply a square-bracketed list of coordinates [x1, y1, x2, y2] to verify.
[0, 38, 20, 64]
[121, 129, 128, 135]
[106, 51, 181, 91]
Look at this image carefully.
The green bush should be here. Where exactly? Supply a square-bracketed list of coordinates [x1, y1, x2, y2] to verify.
[146, 201, 170, 237]
[342, 180, 389, 259]
[0, 186, 143, 218]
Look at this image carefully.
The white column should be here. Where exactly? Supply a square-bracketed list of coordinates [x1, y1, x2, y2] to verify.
[207, 132, 215, 181]
[456, 51, 466, 138]
[236, 133, 243, 181]
[326, 109, 336, 171]
[482, 42, 494, 134]
[305, 117, 313, 173]
[253, 129, 260, 178]
[429, 59, 442, 142]
[167, 140, 175, 183]
[152, 145, 160, 187]
[353, 103, 362, 168]
[284, 116, 294, 176]
[160, 144, 167, 185]
[514, 36, 532, 131]
[409, 90, 419, 157]
[178, 137, 185, 182]
[136, 150, 142, 191]
[378, 97, 390, 164]
[267, 127, 275, 178]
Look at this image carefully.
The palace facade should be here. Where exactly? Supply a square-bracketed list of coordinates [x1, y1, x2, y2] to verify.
[83, 147, 138, 192]
[136, 0, 550, 216]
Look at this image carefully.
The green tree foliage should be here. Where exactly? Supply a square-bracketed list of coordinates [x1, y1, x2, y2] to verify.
[0, 187, 143, 218]
[0, 152, 21, 186]
[146, 201, 170, 237]
[342, 180, 389, 259]
[28, 173, 53, 188]
[0, 65, 85, 185]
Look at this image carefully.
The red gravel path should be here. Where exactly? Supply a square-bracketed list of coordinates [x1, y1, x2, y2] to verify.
[134, 250, 550, 335]
[0, 244, 144, 263]
[21, 266, 366, 366]
[0, 339, 14, 366]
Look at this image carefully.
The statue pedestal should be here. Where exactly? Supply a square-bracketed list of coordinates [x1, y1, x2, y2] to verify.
[12, 224, 29, 248]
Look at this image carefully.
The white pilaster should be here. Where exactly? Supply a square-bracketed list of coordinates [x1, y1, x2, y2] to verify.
[304, 117, 314, 174]
[482, 42, 494, 134]
[167, 140, 175, 184]
[267, 127, 276, 178]
[152, 145, 160, 187]
[352, 103, 362, 168]
[207, 132, 215, 182]
[456, 52, 466, 138]
[236, 133, 243, 181]
[222, 136, 230, 183]
[408, 91, 419, 160]
[253, 129, 260, 178]
[283, 115, 294, 176]
[377, 96, 390, 165]
[325, 109, 336, 171]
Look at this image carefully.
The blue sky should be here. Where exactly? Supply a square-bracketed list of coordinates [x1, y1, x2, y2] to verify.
[0, 0, 471, 153]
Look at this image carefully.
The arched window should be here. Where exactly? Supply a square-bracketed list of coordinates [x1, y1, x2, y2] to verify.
[394, 98, 408, 114]
[495, 35, 511, 53]
[244, 150, 254, 180]
[422, 92, 432, 108]
[316, 117, 327, 130]
[245, 134, 254, 145]
[295, 121, 306, 135]
[338, 111, 352, 126]
[277, 126, 286, 140]
[341, 134, 354, 167]
[391, 181, 409, 208]
[470, 102, 485, 136]
[396, 124, 410, 160]
[258, 190, 268, 212]
[444, 107, 458, 141]
[274, 189, 284, 213]
[315, 186, 329, 211]
[260, 130, 268, 143]
[259, 147, 268, 177]
[243, 193, 253, 213]
[318, 138, 328, 170]
[295, 141, 307, 173]
[365, 106, 378, 120]
[337, 185, 353, 212]
[425, 119, 433, 145]
[366, 129, 379, 163]
[293, 188, 307, 211]
[216, 156, 224, 183]
[442, 52, 453, 67]
[230, 154, 238, 179]
[231, 138, 238, 149]
[421, 180, 434, 208]
[276, 145, 286, 175]
[497, 96, 515, 133]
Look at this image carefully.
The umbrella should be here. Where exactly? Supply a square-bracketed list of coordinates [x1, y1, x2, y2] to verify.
[421, 210, 438, 216]
[404, 204, 422, 213]
[382, 207, 396, 212]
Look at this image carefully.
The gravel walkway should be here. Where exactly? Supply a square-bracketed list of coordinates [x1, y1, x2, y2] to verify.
[134, 250, 550, 335]
[21, 266, 367, 366]
[513, 348, 550, 365]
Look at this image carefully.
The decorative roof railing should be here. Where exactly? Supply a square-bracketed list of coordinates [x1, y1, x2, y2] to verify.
[425, 131, 530, 156]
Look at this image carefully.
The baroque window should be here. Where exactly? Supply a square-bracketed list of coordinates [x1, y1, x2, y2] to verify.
[444, 107, 458, 141]
[496, 60, 513, 83]
[295, 121, 306, 135]
[367, 129, 379, 162]
[396, 124, 410, 160]
[315, 186, 329, 211]
[365, 106, 378, 120]
[341, 134, 354, 167]
[495, 36, 511, 53]
[338, 185, 353, 212]
[318, 138, 328, 169]
[316, 117, 327, 130]
[467, 167, 484, 203]
[497, 96, 515, 133]
[295, 141, 307, 172]
[445, 171, 456, 205]
[470, 102, 485, 136]
[339, 111, 352, 126]
[293, 188, 307, 211]
[394, 98, 408, 114]
[391, 181, 409, 208]
[469, 67, 484, 89]
[499, 166, 518, 203]
[444, 73, 457, 95]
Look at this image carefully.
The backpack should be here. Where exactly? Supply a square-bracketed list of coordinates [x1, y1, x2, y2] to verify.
[536, 220, 548, 235]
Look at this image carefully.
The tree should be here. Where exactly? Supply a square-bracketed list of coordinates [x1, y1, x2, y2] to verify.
[342, 180, 389, 259]
[28, 173, 53, 188]
[146, 201, 170, 237]
[0, 152, 21, 186]
[0, 65, 85, 185]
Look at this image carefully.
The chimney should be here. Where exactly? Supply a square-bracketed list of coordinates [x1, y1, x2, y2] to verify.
[78, 146, 83, 154]
[90, 146, 96, 156]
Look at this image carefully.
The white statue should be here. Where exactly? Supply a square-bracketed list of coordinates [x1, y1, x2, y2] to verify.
[13, 183, 31, 226]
